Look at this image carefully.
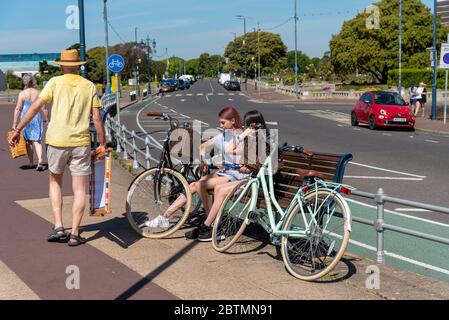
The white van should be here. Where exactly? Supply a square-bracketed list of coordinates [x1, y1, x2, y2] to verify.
[219, 73, 231, 86]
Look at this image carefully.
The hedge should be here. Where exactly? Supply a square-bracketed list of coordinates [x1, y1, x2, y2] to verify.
[388, 69, 449, 89]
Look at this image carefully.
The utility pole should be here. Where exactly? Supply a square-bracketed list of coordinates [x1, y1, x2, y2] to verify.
[134, 27, 139, 97]
[432, 0, 437, 120]
[399, 0, 402, 96]
[236, 15, 248, 91]
[78, 0, 87, 78]
[294, 0, 299, 99]
[103, 0, 111, 94]
[258, 21, 261, 95]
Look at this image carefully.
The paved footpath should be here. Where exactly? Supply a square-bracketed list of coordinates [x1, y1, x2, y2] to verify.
[1, 103, 449, 300]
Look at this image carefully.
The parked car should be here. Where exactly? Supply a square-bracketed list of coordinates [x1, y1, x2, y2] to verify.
[159, 79, 175, 93]
[223, 80, 240, 91]
[183, 79, 190, 89]
[351, 91, 415, 130]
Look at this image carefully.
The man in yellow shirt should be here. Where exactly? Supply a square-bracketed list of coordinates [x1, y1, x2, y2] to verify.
[9, 49, 106, 247]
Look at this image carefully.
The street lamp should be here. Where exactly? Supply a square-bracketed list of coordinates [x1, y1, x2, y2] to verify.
[78, 0, 87, 78]
[432, 0, 437, 120]
[236, 15, 248, 91]
[141, 36, 157, 94]
[103, 0, 111, 94]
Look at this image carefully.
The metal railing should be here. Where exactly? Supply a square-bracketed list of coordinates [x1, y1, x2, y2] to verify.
[351, 188, 449, 264]
[103, 116, 163, 169]
[100, 116, 449, 269]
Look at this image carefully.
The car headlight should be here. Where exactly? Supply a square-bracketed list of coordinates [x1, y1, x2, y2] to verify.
[380, 110, 387, 115]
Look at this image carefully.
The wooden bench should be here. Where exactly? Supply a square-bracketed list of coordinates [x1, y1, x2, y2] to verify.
[258, 149, 353, 209]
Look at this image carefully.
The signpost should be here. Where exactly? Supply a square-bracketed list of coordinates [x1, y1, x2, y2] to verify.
[439, 40, 449, 125]
[107, 54, 125, 126]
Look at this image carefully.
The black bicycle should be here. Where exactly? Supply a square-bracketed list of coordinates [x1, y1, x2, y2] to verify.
[126, 111, 203, 238]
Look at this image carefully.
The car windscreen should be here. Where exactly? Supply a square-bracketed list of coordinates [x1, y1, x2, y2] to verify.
[374, 92, 407, 106]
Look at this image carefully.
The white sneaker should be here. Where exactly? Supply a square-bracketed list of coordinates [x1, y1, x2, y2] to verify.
[145, 215, 170, 228]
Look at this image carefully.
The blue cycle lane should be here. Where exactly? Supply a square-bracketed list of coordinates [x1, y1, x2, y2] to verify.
[345, 198, 449, 283]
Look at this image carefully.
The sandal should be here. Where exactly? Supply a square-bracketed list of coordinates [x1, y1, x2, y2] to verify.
[20, 164, 36, 170]
[36, 164, 46, 172]
[67, 234, 87, 247]
[47, 227, 68, 242]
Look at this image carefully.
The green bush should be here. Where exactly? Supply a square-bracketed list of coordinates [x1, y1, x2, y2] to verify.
[388, 69, 449, 89]
[6, 71, 23, 90]
[283, 74, 303, 85]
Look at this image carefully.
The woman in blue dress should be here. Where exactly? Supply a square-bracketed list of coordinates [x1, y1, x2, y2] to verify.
[12, 74, 49, 171]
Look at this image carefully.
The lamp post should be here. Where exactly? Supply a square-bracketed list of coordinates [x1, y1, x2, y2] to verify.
[141, 37, 156, 94]
[103, 0, 111, 94]
[294, 0, 299, 99]
[134, 27, 139, 96]
[398, 0, 402, 96]
[78, 0, 87, 78]
[432, 0, 437, 120]
[236, 15, 247, 91]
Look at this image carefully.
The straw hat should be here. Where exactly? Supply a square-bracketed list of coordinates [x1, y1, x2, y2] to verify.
[55, 49, 86, 66]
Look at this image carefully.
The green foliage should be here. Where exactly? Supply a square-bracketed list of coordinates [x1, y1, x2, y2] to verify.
[185, 59, 199, 75]
[224, 31, 287, 77]
[283, 74, 303, 85]
[388, 68, 448, 89]
[197, 53, 225, 77]
[330, 0, 449, 83]
[5, 71, 23, 89]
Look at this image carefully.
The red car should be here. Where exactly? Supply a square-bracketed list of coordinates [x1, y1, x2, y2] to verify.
[351, 91, 415, 130]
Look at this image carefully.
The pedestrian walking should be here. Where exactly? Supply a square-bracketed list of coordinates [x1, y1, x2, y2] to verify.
[408, 83, 418, 113]
[414, 82, 427, 117]
[12, 74, 49, 171]
[9, 48, 106, 247]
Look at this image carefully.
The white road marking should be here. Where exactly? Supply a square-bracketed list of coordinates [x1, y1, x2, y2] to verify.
[228, 93, 235, 96]
[180, 114, 191, 119]
[196, 120, 210, 126]
[166, 95, 172, 97]
[228, 98, 234, 101]
[180, 99, 186, 102]
[135, 98, 163, 149]
[347, 198, 449, 227]
[395, 208, 432, 212]
[186, 94, 193, 96]
[266, 122, 278, 126]
[209, 81, 214, 93]
[206, 95, 210, 102]
[169, 109, 177, 113]
[176, 94, 182, 97]
[197, 93, 204, 96]
[353, 128, 361, 131]
[383, 133, 392, 136]
[425, 140, 439, 144]
[218, 93, 224, 96]
[338, 124, 345, 127]
[349, 162, 427, 179]
[345, 176, 424, 181]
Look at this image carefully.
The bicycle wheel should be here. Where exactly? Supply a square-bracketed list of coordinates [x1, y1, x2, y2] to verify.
[212, 180, 257, 252]
[281, 189, 351, 281]
[126, 167, 192, 239]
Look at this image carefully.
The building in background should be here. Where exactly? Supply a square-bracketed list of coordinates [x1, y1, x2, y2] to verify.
[437, 0, 449, 26]
[0, 70, 5, 90]
[0, 53, 59, 77]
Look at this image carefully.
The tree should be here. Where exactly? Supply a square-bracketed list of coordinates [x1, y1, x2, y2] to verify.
[185, 59, 199, 75]
[287, 51, 315, 74]
[330, 0, 449, 84]
[5, 71, 23, 89]
[224, 31, 287, 77]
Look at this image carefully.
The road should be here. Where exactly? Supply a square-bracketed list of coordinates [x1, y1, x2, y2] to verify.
[115, 79, 449, 282]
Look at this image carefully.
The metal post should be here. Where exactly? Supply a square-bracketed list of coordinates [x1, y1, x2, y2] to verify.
[103, 0, 111, 94]
[145, 137, 151, 169]
[446, 34, 449, 125]
[116, 122, 122, 153]
[131, 130, 139, 169]
[432, 0, 438, 120]
[115, 73, 121, 126]
[399, 0, 402, 95]
[258, 22, 261, 96]
[135, 27, 138, 97]
[122, 125, 128, 159]
[294, 0, 299, 99]
[374, 188, 385, 264]
[243, 18, 247, 91]
[78, 0, 87, 78]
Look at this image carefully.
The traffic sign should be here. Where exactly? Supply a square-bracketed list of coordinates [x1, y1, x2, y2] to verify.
[108, 54, 125, 73]
[439, 43, 449, 69]
[294, 66, 299, 73]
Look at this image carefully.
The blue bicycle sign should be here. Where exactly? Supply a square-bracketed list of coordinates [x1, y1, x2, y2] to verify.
[107, 54, 125, 73]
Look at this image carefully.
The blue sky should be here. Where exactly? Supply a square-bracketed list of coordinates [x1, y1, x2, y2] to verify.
[0, 0, 434, 60]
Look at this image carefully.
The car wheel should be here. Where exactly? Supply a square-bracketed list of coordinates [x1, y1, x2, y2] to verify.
[351, 112, 358, 126]
[369, 115, 377, 130]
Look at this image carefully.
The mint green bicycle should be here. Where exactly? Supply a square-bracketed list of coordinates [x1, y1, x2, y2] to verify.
[211, 143, 354, 281]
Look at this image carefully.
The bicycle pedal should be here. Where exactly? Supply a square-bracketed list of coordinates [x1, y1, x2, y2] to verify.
[248, 211, 259, 221]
